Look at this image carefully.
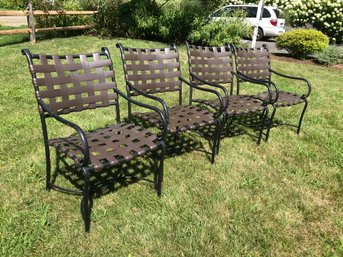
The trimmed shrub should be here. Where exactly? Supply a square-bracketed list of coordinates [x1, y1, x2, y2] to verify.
[314, 46, 343, 66]
[276, 29, 329, 59]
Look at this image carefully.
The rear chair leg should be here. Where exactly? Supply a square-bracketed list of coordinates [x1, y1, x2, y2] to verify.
[297, 100, 308, 134]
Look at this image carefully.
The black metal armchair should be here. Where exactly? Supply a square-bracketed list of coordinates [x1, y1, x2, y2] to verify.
[116, 43, 224, 163]
[186, 42, 275, 144]
[22, 47, 166, 232]
[232, 44, 311, 140]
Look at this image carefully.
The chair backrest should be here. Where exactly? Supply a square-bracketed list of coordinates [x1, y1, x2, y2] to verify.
[186, 43, 234, 85]
[117, 44, 182, 97]
[22, 48, 119, 116]
[233, 44, 271, 80]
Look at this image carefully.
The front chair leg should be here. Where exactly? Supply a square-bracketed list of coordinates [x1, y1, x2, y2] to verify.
[297, 100, 308, 134]
[211, 120, 222, 164]
[258, 107, 269, 144]
[81, 167, 91, 232]
[156, 142, 166, 197]
[216, 114, 227, 155]
[265, 104, 277, 142]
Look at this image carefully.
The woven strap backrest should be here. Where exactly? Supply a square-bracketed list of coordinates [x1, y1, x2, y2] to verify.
[187, 45, 234, 84]
[234, 46, 271, 80]
[29, 52, 117, 114]
[121, 47, 182, 96]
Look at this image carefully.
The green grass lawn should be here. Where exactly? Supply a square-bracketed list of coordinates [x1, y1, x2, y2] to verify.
[0, 35, 342, 257]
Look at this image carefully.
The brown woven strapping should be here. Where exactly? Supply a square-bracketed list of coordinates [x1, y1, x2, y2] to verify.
[234, 47, 271, 80]
[49, 123, 161, 170]
[133, 105, 215, 133]
[188, 45, 233, 84]
[122, 48, 182, 96]
[30, 52, 117, 114]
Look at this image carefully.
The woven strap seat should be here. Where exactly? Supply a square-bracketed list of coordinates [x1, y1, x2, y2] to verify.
[49, 123, 160, 171]
[194, 95, 265, 115]
[133, 105, 215, 133]
[255, 91, 305, 107]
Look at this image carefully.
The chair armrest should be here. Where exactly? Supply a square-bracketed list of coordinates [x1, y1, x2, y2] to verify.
[235, 71, 279, 104]
[126, 81, 169, 122]
[113, 88, 168, 141]
[189, 72, 229, 108]
[179, 76, 225, 116]
[270, 69, 311, 98]
[37, 99, 90, 166]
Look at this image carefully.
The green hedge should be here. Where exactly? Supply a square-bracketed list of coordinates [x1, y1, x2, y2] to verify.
[276, 29, 329, 59]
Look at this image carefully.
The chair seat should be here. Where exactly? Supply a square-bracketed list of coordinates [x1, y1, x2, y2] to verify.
[133, 105, 216, 133]
[49, 123, 160, 171]
[254, 91, 305, 107]
[194, 95, 265, 115]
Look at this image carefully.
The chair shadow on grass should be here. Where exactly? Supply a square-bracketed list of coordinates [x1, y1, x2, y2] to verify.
[50, 131, 208, 199]
[220, 112, 286, 142]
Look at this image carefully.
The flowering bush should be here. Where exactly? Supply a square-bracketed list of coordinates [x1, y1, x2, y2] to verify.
[276, 29, 329, 59]
[227, 0, 343, 43]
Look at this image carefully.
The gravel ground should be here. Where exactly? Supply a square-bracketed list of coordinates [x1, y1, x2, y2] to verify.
[0, 16, 27, 26]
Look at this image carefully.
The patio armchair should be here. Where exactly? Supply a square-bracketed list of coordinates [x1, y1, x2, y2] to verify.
[116, 43, 224, 163]
[22, 47, 166, 232]
[232, 44, 311, 140]
[185, 42, 276, 145]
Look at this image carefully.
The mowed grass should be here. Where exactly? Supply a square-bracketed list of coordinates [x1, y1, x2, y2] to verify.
[0, 35, 342, 256]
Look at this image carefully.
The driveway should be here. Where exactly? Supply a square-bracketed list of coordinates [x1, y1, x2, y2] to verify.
[242, 38, 287, 54]
[0, 16, 27, 26]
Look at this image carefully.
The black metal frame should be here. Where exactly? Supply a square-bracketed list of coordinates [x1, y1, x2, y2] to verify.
[232, 44, 311, 140]
[22, 47, 167, 232]
[116, 43, 225, 163]
[185, 42, 276, 145]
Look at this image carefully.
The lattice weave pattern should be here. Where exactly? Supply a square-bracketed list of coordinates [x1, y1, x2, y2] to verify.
[30, 52, 117, 114]
[133, 105, 215, 133]
[188, 45, 233, 84]
[122, 47, 182, 95]
[256, 91, 305, 107]
[235, 47, 271, 80]
[49, 123, 160, 170]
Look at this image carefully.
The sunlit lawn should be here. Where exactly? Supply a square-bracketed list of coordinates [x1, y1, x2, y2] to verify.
[0, 35, 342, 256]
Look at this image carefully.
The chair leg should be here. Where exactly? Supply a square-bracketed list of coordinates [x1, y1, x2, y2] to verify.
[45, 143, 52, 191]
[257, 107, 269, 144]
[211, 120, 222, 164]
[156, 143, 166, 197]
[297, 100, 308, 134]
[81, 167, 91, 232]
[215, 114, 227, 155]
[265, 104, 277, 142]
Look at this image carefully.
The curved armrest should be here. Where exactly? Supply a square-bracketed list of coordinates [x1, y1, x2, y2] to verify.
[270, 69, 311, 98]
[189, 72, 229, 108]
[113, 88, 168, 141]
[235, 71, 279, 104]
[126, 81, 169, 122]
[179, 76, 225, 116]
[37, 99, 90, 166]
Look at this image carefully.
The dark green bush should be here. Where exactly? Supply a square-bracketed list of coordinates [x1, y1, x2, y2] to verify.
[276, 29, 329, 59]
[95, 0, 206, 42]
[314, 46, 343, 66]
[188, 10, 252, 46]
